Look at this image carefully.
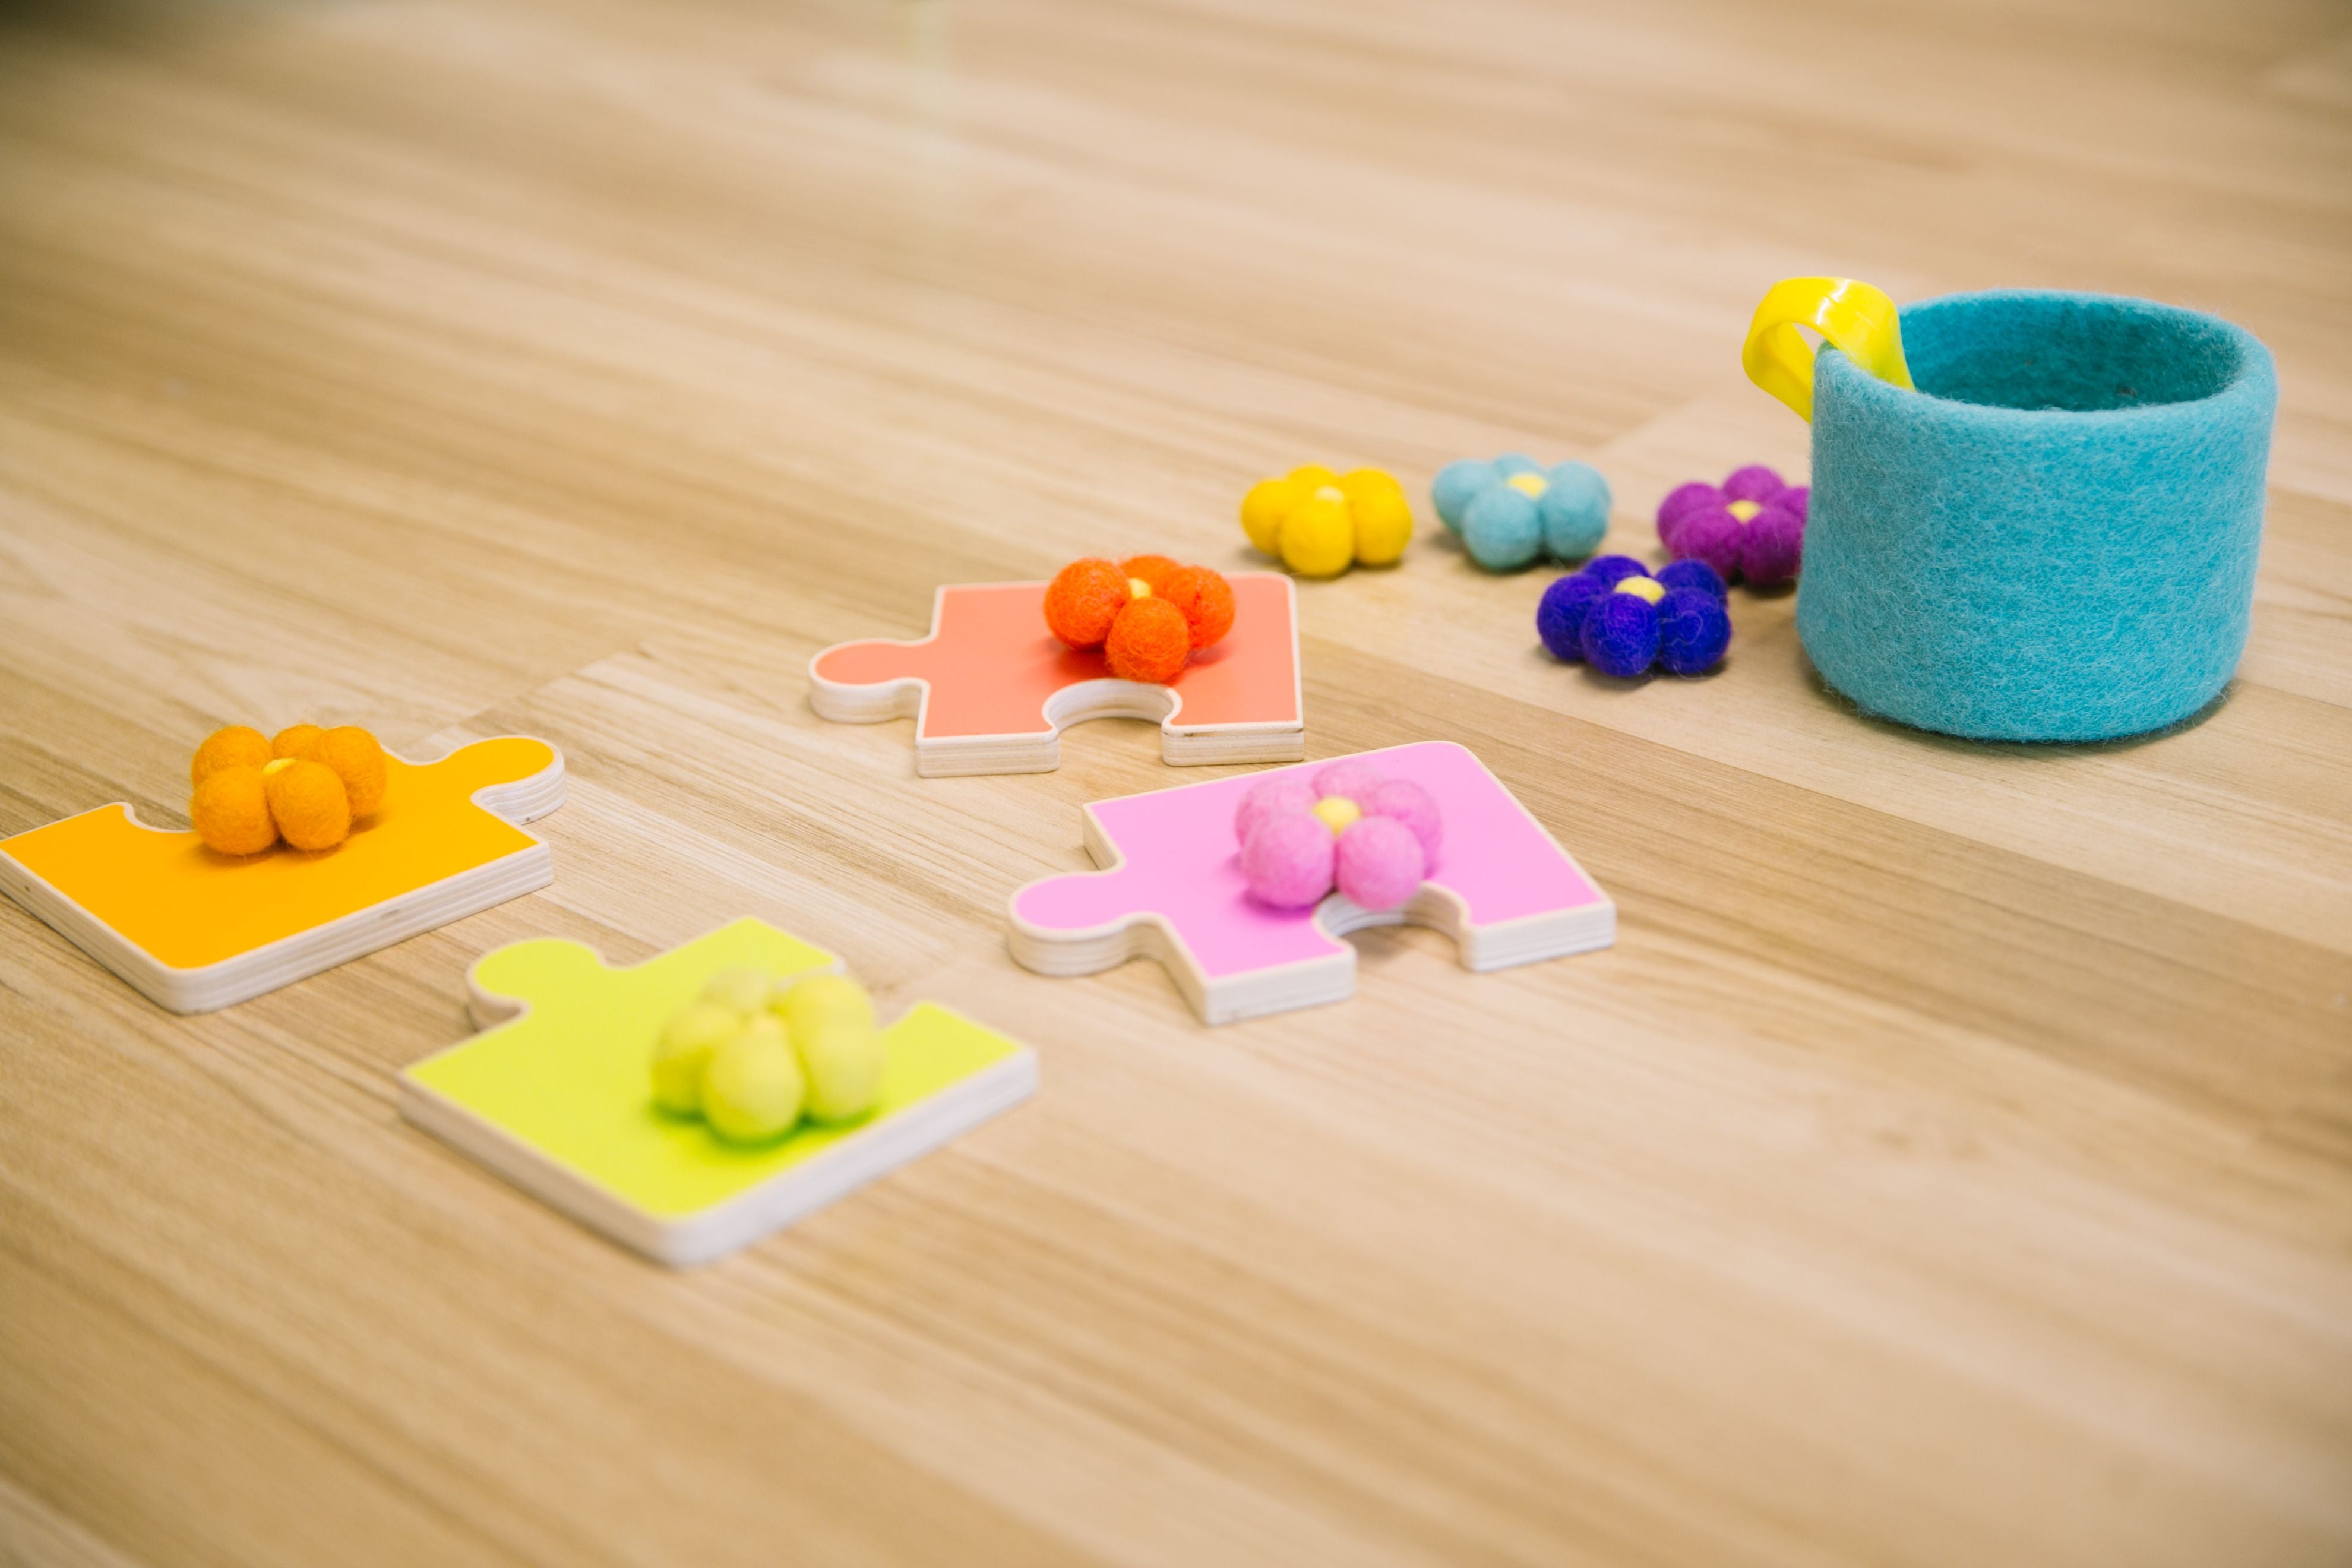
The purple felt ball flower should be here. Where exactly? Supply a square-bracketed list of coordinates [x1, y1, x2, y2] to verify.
[1535, 557, 1731, 679]
[1655, 465, 1807, 587]
[1236, 767, 1441, 913]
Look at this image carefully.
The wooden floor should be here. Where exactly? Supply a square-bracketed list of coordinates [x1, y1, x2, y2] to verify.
[2, 0, 2349, 1563]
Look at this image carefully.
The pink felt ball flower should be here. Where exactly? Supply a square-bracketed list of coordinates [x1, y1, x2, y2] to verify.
[1656, 464, 1809, 587]
[1234, 767, 1441, 913]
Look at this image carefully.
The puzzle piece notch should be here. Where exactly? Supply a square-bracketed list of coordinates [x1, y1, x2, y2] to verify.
[1009, 741, 1614, 1023]
[0, 736, 563, 975]
[809, 576, 1302, 767]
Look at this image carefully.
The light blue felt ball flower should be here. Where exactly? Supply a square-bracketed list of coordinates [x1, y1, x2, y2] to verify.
[1430, 457, 1613, 571]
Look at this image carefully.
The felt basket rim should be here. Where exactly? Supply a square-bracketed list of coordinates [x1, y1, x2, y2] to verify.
[1818, 287, 2272, 429]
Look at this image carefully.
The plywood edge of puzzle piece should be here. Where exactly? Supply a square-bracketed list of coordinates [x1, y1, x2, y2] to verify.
[0, 737, 566, 1013]
[1007, 740, 1616, 1025]
[807, 575, 1305, 776]
[400, 918, 1039, 1267]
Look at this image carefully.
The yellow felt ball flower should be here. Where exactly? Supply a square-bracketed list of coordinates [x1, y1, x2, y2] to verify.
[1238, 464, 1414, 577]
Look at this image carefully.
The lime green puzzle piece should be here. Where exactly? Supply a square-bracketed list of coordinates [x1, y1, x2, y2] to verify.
[404, 917, 1028, 1223]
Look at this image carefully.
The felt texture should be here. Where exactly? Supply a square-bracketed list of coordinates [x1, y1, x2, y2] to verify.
[1537, 559, 1730, 677]
[1656, 587, 1734, 675]
[1237, 765, 1445, 913]
[1235, 775, 1319, 843]
[192, 726, 270, 787]
[1657, 466, 1807, 587]
[1583, 593, 1662, 677]
[1360, 777, 1442, 859]
[265, 758, 351, 851]
[1538, 463, 1612, 560]
[1435, 456, 1615, 570]
[1463, 485, 1543, 569]
[1241, 466, 1415, 575]
[190, 766, 277, 855]
[1239, 810, 1335, 908]
[1104, 595, 1191, 683]
[1333, 815, 1425, 911]
[1431, 459, 1493, 531]
[1799, 289, 2276, 741]
[1045, 559, 1130, 648]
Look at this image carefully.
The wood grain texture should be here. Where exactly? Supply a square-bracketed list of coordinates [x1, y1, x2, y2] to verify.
[3, 1, 2350, 1563]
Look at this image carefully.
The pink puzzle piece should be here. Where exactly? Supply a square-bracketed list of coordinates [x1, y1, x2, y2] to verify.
[1007, 741, 1614, 1024]
[808, 574, 1304, 776]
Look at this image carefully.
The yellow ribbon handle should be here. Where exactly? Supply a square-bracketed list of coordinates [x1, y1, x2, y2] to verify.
[1743, 277, 1913, 423]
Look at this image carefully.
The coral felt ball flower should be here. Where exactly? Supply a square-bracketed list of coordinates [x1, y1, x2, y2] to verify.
[1232, 763, 1442, 913]
[1240, 465, 1414, 577]
[1656, 464, 1809, 587]
[1045, 556, 1234, 683]
[1537, 557, 1730, 678]
[1431, 455, 1613, 571]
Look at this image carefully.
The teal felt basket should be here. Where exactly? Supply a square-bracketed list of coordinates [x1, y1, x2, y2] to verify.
[1798, 290, 2276, 742]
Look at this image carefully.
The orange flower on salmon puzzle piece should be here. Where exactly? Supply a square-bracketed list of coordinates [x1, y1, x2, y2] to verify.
[1044, 556, 1235, 684]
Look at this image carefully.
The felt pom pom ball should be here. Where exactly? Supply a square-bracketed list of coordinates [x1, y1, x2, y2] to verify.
[1235, 774, 1318, 843]
[1735, 505, 1803, 586]
[1582, 591, 1662, 678]
[1536, 573, 1608, 662]
[1655, 587, 1733, 674]
[1673, 505, 1744, 581]
[701, 1016, 804, 1144]
[271, 723, 325, 761]
[1045, 558, 1131, 650]
[1655, 558, 1728, 599]
[1313, 760, 1384, 801]
[1430, 459, 1496, 532]
[1333, 815, 1425, 912]
[1721, 464, 1785, 504]
[1656, 482, 1719, 549]
[1340, 469, 1414, 567]
[191, 725, 271, 787]
[1279, 485, 1357, 578]
[1240, 810, 1338, 908]
[1582, 554, 1649, 588]
[1537, 462, 1611, 561]
[1360, 777, 1441, 861]
[1156, 564, 1234, 650]
[1104, 595, 1191, 683]
[312, 726, 388, 817]
[1462, 485, 1543, 571]
[1120, 554, 1183, 595]
[190, 764, 278, 855]
[264, 758, 351, 851]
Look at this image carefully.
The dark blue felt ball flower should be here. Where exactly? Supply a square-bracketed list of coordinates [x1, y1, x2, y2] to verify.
[1537, 556, 1730, 678]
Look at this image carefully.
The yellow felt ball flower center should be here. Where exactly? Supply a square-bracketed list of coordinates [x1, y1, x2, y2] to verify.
[1506, 473, 1550, 500]
[1310, 796, 1362, 834]
[1614, 576, 1667, 603]
[1127, 577, 1152, 600]
[1728, 498, 1763, 522]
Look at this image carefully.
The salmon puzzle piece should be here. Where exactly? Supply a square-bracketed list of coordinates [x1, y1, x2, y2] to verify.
[1008, 741, 1615, 1025]
[0, 736, 565, 1013]
[400, 917, 1038, 1266]
[808, 573, 1304, 776]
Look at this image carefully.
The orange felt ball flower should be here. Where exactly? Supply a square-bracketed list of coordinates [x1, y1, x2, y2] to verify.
[1045, 559, 1131, 649]
[1044, 555, 1236, 682]
[1104, 596, 1191, 683]
[186, 722, 388, 855]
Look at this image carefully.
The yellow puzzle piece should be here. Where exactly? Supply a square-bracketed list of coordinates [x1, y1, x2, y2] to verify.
[0, 737, 565, 1012]
[400, 917, 1038, 1267]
